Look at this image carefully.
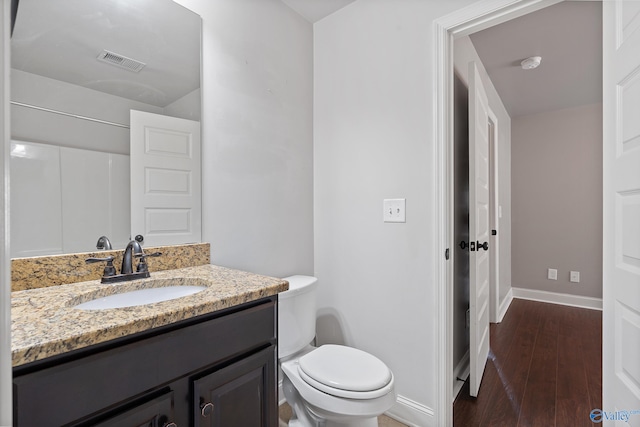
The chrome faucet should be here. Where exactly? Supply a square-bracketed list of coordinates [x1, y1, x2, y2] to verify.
[121, 239, 143, 275]
[96, 236, 112, 250]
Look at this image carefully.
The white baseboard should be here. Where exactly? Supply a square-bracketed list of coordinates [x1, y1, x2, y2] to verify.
[511, 287, 602, 311]
[385, 395, 435, 427]
[452, 349, 469, 401]
[281, 389, 436, 427]
[498, 288, 513, 322]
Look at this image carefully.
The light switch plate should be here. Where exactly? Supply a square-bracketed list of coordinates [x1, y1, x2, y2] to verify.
[383, 199, 406, 223]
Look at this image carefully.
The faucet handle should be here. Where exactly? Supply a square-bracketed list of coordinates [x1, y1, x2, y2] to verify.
[85, 256, 117, 277]
[135, 252, 162, 258]
[134, 252, 162, 273]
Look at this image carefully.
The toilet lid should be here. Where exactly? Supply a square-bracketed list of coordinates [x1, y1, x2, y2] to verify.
[298, 345, 392, 396]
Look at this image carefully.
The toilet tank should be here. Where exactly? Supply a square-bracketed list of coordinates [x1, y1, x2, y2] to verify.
[278, 275, 318, 359]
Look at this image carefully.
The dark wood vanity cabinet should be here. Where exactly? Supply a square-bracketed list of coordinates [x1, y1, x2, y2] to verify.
[193, 346, 276, 427]
[12, 296, 278, 427]
[89, 392, 175, 427]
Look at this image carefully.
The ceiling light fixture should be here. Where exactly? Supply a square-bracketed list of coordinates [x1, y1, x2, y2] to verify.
[521, 56, 542, 70]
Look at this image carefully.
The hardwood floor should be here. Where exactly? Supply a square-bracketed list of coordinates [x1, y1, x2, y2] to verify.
[454, 298, 602, 427]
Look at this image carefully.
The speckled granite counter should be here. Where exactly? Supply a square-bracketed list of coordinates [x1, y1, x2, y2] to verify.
[12, 264, 288, 367]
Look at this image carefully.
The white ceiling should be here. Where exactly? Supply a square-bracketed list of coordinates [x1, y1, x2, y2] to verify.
[11, 0, 201, 107]
[280, 0, 356, 23]
[12, 0, 600, 116]
[469, 1, 602, 118]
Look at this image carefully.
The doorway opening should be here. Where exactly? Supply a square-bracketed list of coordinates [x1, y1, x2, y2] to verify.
[434, 0, 605, 425]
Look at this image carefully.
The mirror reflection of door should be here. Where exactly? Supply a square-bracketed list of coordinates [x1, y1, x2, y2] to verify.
[130, 110, 201, 247]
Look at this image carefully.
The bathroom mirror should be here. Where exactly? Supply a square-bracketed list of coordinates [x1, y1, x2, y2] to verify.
[9, 0, 202, 258]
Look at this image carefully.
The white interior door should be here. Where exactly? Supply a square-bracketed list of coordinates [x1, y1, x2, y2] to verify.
[130, 110, 201, 247]
[468, 61, 491, 398]
[603, 1, 640, 423]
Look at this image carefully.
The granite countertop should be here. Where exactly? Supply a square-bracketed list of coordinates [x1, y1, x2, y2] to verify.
[11, 264, 289, 367]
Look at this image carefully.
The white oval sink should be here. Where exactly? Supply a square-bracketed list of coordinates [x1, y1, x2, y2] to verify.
[74, 285, 207, 310]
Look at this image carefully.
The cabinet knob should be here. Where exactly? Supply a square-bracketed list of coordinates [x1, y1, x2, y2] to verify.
[158, 415, 177, 427]
[201, 401, 214, 417]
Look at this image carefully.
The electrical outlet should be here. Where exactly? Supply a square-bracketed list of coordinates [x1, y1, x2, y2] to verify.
[570, 271, 580, 283]
[548, 268, 558, 280]
[383, 199, 406, 223]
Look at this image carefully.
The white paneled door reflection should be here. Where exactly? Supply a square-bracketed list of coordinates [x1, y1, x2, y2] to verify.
[130, 110, 201, 247]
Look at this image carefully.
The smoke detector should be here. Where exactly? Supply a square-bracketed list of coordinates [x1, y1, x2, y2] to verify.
[521, 56, 542, 70]
[97, 50, 146, 72]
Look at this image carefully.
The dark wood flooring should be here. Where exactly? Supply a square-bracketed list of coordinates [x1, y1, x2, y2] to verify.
[453, 298, 602, 427]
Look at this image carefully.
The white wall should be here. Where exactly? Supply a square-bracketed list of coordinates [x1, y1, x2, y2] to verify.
[314, 1, 477, 424]
[512, 103, 603, 299]
[175, 0, 314, 278]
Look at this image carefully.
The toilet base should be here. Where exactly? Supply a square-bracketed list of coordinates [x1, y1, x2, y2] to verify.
[283, 375, 380, 427]
[316, 417, 378, 427]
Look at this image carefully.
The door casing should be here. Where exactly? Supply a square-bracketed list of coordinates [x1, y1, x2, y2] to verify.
[488, 111, 500, 324]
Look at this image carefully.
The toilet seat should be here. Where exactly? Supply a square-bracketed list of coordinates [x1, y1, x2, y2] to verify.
[297, 345, 394, 400]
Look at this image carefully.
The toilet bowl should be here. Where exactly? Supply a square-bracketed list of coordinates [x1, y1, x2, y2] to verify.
[279, 276, 396, 427]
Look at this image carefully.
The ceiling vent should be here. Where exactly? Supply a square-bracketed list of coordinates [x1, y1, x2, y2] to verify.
[97, 50, 146, 72]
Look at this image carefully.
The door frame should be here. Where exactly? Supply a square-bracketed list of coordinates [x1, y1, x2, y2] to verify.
[433, 0, 563, 425]
[0, 1, 11, 424]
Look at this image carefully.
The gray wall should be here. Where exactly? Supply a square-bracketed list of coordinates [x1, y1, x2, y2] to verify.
[512, 103, 603, 299]
[177, 0, 314, 278]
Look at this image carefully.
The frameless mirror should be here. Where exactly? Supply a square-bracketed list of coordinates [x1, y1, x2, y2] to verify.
[9, 0, 202, 258]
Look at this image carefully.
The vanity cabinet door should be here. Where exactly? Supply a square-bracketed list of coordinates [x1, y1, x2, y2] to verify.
[193, 346, 277, 427]
[74, 392, 175, 427]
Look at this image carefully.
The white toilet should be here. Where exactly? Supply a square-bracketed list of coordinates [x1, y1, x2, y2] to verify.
[279, 275, 396, 427]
